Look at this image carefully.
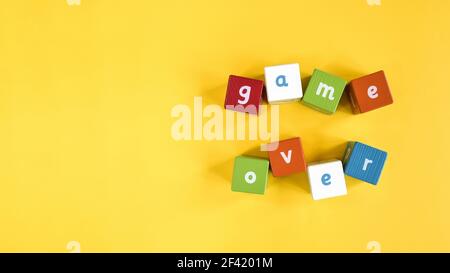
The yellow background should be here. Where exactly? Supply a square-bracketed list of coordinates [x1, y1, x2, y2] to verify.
[0, 0, 449, 252]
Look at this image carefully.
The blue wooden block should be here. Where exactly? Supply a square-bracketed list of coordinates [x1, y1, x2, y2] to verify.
[343, 142, 387, 185]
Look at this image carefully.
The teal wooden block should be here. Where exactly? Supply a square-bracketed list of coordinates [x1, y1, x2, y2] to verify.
[302, 69, 347, 114]
[343, 142, 387, 185]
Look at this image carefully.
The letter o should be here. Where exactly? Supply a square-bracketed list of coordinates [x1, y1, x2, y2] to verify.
[245, 171, 257, 184]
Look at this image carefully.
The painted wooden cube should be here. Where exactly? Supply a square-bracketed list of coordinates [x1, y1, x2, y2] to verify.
[264, 63, 303, 104]
[268, 137, 307, 177]
[224, 75, 264, 115]
[343, 141, 387, 185]
[348, 70, 393, 113]
[307, 160, 347, 200]
[302, 69, 347, 114]
[231, 156, 269, 195]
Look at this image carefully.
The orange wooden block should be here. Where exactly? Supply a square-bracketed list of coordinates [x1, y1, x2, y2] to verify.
[348, 70, 393, 113]
[268, 137, 307, 177]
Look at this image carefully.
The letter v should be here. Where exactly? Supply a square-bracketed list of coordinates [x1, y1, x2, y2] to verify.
[280, 150, 292, 164]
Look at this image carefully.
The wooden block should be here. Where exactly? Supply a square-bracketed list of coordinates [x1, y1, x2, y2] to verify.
[231, 156, 269, 195]
[348, 70, 393, 113]
[264, 63, 303, 104]
[224, 75, 264, 115]
[302, 69, 347, 114]
[343, 141, 387, 185]
[268, 137, 307, 177]
[307, 160, 347, 200]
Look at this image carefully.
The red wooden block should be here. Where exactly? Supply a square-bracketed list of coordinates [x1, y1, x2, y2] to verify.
[268, 137, 307, 177]
[224, 75, 264, 115]
[348, 70, 393, 113]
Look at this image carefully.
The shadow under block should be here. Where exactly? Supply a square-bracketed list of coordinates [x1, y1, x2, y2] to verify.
[307, 160, 347, 200]
[264, 63, 303, 104]
[224, 75, 264, 115]
[231, 156, 269, 195]
[348, 70, 393, 113]
[343, 142, 387, 185]
[302, 69, 347, 114]
[268, 137, 307, 177]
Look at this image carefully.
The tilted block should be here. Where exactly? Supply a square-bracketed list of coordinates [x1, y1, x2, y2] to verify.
[343, 141, 387, 185]
[264, 63, 303, 104]
[348, 70, 393, 113]
[224, 75, 264, 115]
[231, 156, 269, 195]
[302, 69, 347, 114]
[307, 160, 347, 200]
[268, 137, 307, 177]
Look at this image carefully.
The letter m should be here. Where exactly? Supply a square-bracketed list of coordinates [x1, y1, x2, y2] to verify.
[316, 82, 335, 100]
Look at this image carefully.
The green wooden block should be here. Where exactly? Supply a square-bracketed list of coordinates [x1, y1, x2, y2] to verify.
[231, 156, 269, 195]
[302, 69, 347, 114]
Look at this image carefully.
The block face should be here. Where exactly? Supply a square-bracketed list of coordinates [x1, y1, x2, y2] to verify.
[268, 137, 307, 177]
[349, 70, 393, 113]
[231, 156, 269, 195]
[302, 69, 347, 114]
[224, 75, 264, 115]
[307, 160, 347, 200]
[264, 63, 303, 104]
[343, 142, 387, 185]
